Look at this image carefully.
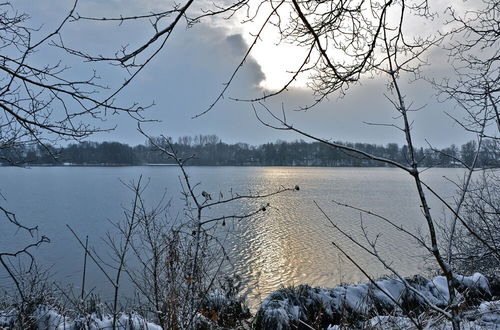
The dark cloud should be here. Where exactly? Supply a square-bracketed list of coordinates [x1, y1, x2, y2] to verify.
[226, 34, 247, 56]
[226, 34, 266, 86]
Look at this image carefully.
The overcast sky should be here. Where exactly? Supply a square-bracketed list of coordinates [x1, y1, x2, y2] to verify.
[15, 0, 476, 148]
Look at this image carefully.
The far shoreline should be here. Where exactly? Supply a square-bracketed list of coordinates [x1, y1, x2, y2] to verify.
[0, 163, 467, 168]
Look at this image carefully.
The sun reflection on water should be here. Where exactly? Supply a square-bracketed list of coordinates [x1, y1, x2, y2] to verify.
[223, 167, 436, 309]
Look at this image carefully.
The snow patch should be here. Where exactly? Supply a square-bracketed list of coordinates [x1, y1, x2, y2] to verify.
[0, 305, 162, 330]
[255, 273, 494, 329]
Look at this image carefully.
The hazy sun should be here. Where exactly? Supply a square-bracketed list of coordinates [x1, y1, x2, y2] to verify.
[232, 1, 312, 91]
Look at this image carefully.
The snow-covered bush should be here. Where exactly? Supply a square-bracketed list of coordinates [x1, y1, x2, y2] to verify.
[254, 273, 493, 329]
[196, 277, 251, 329]
[0, 305, 162, 330]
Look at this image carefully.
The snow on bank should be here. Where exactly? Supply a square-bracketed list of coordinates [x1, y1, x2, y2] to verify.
[369, 300, 500, 329]
[0, 305, 162, 330]
[254, 273, 497, 329]
[1, 273, 497, 329]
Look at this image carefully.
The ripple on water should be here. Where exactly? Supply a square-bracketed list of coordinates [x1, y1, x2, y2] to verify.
[0, 166, 464, 308]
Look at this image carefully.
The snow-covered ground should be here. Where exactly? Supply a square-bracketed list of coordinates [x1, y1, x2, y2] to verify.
[0, 306, 162, 330]
[367, 300, 500, 329]
[1, 273, 498, 329]
[255, 273, 499, 329]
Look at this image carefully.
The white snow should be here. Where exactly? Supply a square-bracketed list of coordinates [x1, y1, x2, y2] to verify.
[367, 300, 500, 329]
[0, 305, 162, 330]
[474, 300, 500, 325]
[257, 273, 496, 329]
[455, 273, 491, 294]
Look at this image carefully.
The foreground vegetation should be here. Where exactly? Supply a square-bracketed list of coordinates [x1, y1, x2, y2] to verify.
[1, 272, 498, 329]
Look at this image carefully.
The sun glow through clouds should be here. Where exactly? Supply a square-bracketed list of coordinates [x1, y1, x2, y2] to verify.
[231, 1, 313, 91]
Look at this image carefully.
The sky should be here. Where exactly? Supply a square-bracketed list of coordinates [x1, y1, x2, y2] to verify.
[14, 0, 477, 148]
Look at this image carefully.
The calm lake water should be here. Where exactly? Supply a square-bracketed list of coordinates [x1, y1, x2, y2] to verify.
[0, 166, 465, 307]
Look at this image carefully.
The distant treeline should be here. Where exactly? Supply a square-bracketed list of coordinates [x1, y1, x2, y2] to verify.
[1, 134, 499, 167]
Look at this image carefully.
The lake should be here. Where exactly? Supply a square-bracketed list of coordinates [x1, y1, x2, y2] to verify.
[0, 166, 465, 308]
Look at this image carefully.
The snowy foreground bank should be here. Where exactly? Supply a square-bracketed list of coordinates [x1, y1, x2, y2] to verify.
[0, 309, 162, 330]
[254, 273, 499, 329]
[1, 273, 498, 329]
